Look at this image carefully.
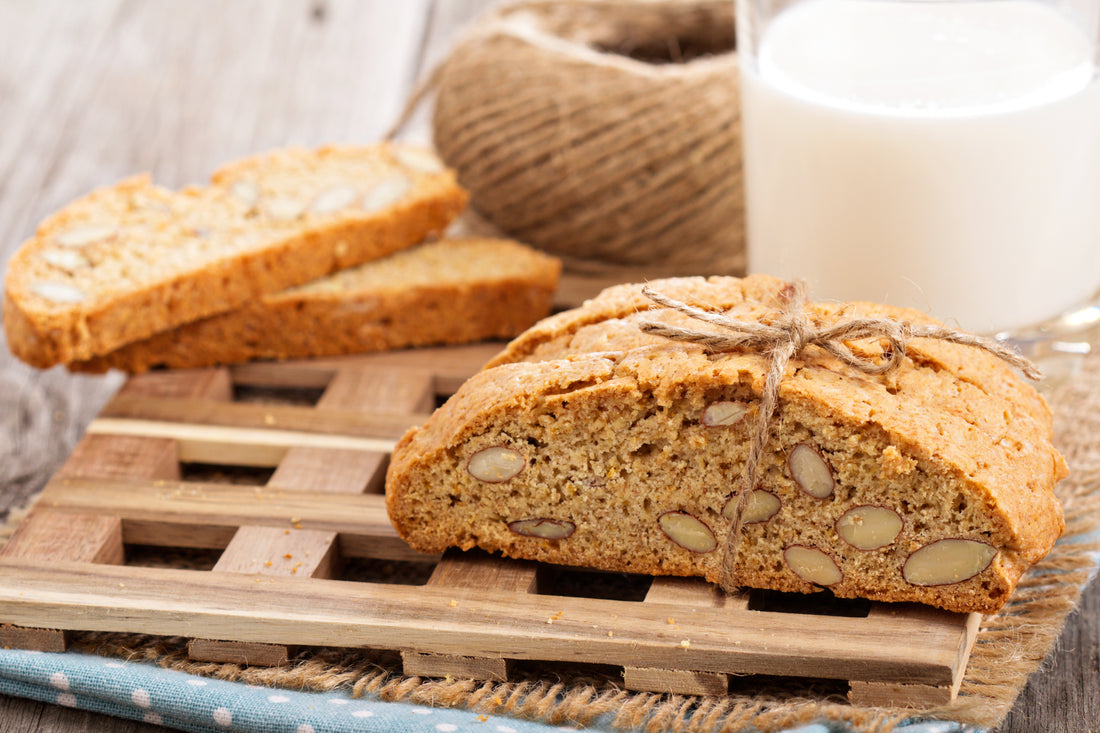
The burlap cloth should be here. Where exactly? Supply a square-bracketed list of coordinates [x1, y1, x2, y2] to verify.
[3, 353, 1099, 732]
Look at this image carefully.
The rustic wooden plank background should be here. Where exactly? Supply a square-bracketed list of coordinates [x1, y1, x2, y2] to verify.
[0, 1, 1095, 731]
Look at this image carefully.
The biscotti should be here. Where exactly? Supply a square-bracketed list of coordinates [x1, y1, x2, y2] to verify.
[3, 144, 467, 368]
[386, 275, 1067, 614]
[72, 237, 561, 374]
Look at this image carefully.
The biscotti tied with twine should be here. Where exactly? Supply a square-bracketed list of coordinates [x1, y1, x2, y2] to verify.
[72, 237, 561, 374]
[3, 144, 467, 368]
[386, 274, 1067, 614]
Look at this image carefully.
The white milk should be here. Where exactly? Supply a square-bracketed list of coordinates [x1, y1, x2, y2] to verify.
[740, 0, 1100, 334]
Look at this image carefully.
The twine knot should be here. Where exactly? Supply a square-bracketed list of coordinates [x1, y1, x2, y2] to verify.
[637, 282, 1040, 594]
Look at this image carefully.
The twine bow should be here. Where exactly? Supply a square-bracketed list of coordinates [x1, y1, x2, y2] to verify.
[638, 283, 1041, 593]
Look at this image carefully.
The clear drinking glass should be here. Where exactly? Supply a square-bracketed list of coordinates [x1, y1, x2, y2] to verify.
[737, 0, 1100, 376]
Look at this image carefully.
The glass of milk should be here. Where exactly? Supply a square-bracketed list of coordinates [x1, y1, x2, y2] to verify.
[737, 0, 1100, 366]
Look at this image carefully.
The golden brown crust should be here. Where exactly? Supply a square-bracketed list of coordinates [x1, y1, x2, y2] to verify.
[3, 144, 468, 367]
[72, 238, 561, 373]
[387, 276, 1066, 614]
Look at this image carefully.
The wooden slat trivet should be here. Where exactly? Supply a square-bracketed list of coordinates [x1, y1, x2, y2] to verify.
[0, 343, 980, 707]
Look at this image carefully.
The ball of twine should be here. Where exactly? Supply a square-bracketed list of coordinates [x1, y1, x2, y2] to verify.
[429, 0, 744, 275]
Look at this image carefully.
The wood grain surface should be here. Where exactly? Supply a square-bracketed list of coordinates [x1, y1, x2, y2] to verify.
[0, 1, 1095, 731]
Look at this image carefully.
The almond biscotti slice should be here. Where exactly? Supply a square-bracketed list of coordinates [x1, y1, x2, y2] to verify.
[71, 237, 561, 374]
[3, 144, 467, 367]
[386, 275, 1066, 614]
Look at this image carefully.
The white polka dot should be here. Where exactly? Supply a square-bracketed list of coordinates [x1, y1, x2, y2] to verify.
[497, 727, 517, 733]
[213, 707, 232, 727]
[297, 725, 316, 733]
[327, 698, 349, 705]
[268, 694, 290, 703]
[104, 661, 126, 669]
[144, 712, 163, 725]
[57, 692, 77, 707]
[412, 708, 432, 715]
[187, 679, 208, 686]
[436, 724, 458, 732]
[49, 672, 69, 691]
[352, 709, 375, 718]
[131, 688, 151, 708]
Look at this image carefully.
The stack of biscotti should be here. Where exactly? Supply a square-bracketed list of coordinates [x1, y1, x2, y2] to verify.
[386, 275, 1067, 614]
[72, 237, 561, 373]
[3, 143, 561, 372]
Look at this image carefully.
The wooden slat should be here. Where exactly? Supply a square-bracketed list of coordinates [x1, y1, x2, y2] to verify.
[186, 639, 291, 667]
[402, 652, 511, 681]
[188, 526, 341, 665]
[1, 428, 179, 651]
[2, 511, 123, 565]
[54, 434, 180, 481]
[848, 606, 982, 707]
[118, 368, 233, 400]
[428, 551, 538, 594]
[318, 367, 435, 413]
[0, 511, 123, 651]
[624, 577, 743, 696]
[84, 419, 396, 466]
[193, 367, 437, 665]
[267, 446, 387, 494]
[38, 477, 423, 560]
[99, 395, 428, 440]
[229, 342, 500, 395]
[266, 368, 435, 494]
[0, 559, 967, 685]
[211, 526, 341, 577]
[403, 551, 539, 679]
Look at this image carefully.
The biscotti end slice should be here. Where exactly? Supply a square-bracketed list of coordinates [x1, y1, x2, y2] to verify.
[71, 237, 561, 373]
[3, 143, 467, 368]
[386, 275, 1066, 614]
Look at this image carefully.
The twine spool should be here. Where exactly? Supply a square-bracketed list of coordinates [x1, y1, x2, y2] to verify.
[430, 0, 744, 275]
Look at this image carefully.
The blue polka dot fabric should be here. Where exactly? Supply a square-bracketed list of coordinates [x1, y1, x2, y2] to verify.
[0, 646, 985, 733]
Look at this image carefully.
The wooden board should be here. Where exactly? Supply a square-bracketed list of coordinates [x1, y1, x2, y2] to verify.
[0, 343, 980, 707]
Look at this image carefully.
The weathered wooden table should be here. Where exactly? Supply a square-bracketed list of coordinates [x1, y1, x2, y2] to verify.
[0, 2, 1095, 731]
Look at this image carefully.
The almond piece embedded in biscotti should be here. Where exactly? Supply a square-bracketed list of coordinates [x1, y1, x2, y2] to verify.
[263, 196, 307, 222]
[361, 176, 411, 212]
[40, 249, 91, 273]
[393, 147, 445, 175]
[701, 400, 749, 426]
[508, 518, 575, 540]
[788, 443, 834, 498]
[658, 512, 716, 553]
[30, 282, 86, 304]
[311, 185, 359, 215]
[467, 446, 525, 483]
[229, 179, 259, 209]
[722, 490, 781, 524]
[784, 545, 842, 586]
[836, 506, 903, 550]
[54, 224, 116, 248]
[903, 539, 996, 586]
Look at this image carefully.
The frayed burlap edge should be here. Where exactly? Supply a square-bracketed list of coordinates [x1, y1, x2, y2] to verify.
[6, 358, 1100, 733]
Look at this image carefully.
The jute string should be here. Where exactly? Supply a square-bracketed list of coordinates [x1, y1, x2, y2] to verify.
[637, 283, 1042, 593]
[388, 0, 745, 276]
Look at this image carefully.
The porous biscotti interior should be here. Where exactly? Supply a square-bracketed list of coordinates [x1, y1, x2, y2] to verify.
[387, 276, 1066, 614]
[4, 144, 464, 365]
[283, 237, 558, 297]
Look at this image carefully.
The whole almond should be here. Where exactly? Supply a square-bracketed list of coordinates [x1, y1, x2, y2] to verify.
[467, 446, 525, 483]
